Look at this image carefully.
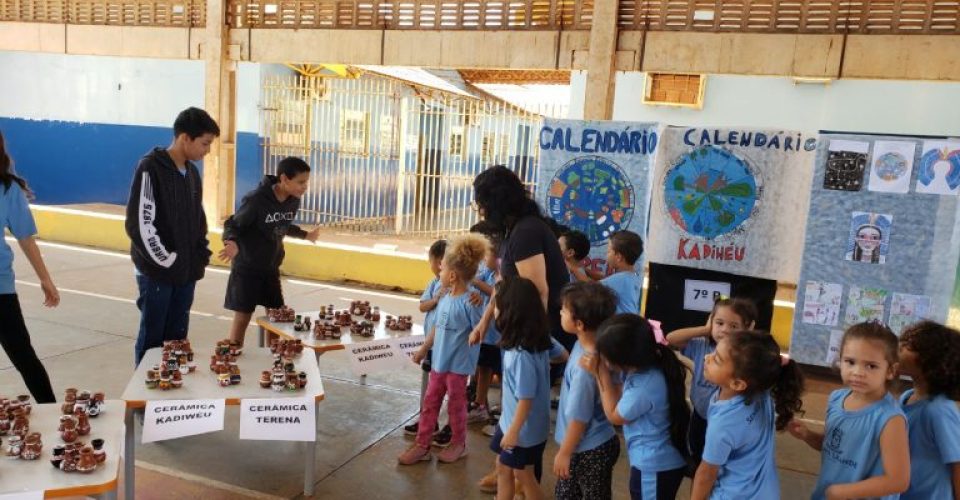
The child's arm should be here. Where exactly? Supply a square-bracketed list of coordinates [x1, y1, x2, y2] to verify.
[469, 299, 495, 345]
[787, 420, 824, 451]
[565, 259, 593, 282]
[595, 366, 627, 425]
[220, 199, 257, 262]
[666, 321, 711, 350]
[418, 289, 446, 313]
[691, 462, 720, 500]
[286, 224, 320, 243]
[471, 278, 494, 296]
[553, 421, 586, 480]
[825, 416, 910, 500]
[412, 326, 436, 364]
[500, 399, 532, 450]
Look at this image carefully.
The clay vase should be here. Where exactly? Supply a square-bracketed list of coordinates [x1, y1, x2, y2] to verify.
[259, 371, 271, 388]
[17, 395, 31, 415]
[76, 446, 97, 473]
[75, 409, 91, 436]
[5, 435, 22, 457]
[0, 411, 9, 436]
[60, 417, 78, 443]
[298, 371, 308, 388]
[92, 438, 106, 463]
[11, 414, 28, 437]
[64, 388, 77, 403]
[21, 432, 42, 460]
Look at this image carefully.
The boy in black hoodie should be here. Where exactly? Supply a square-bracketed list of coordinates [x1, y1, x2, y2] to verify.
[219, 157, 319, 346]
[125, 107, 218, 365]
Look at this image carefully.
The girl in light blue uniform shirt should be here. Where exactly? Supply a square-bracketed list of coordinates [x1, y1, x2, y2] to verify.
[897, 321, 960, 500]
[487, 275, 553, 500]
[692, 330, 805, 500]
[582, 314, 691, 500]
[790, 322, 910, 500]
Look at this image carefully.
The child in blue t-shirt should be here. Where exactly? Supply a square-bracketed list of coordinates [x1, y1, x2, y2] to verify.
[553, 281, 619, 500]
[666, 297, 756, 469]
[467, 221, 502, 426]
[599, 230, 644, 315]
[692, 330, 804, 500]
[559, 230, 595, 283]
[789, 322, 910, 500]
[897, 321, 960, 500]
[582, 314, 690, 500]
[0, 133, 58, 404]
[399, 234, 487, 465]
[403, 239, 447, 438]
[486, 275, 553, 500]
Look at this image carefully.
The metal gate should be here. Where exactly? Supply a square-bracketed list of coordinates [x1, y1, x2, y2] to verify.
[260, 70, 552, 237]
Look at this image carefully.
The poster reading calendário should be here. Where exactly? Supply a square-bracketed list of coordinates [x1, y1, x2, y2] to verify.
[790, 132, 960, 367]
[646, 126, 817, 282]
[537, 119, 660, 275]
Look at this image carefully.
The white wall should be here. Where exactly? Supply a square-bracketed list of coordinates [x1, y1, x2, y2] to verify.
[570, 71, 960, 136]
[0, 51, 261, 133]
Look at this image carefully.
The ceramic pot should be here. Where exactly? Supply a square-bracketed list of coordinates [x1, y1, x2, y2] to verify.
[5, 435, 22, 457]
[11, 415, 28, 437]
[64, 388, 77, 403]
[16, 395, 30, 415]
[21, 432, 41, 460]
[259, 371, 271, 388]
[76, 446, 97, 473]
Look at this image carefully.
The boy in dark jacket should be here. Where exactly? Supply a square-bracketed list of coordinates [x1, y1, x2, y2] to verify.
[125, 107, 218, 365]
[219, 157, 319, 346]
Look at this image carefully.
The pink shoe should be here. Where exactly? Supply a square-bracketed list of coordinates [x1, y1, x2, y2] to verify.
[437, 442, 467, 463]
[397, 444, 431, 465]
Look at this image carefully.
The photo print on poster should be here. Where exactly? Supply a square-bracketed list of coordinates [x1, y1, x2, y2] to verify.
[845, 286, 889, 326]
[916, 141, 960, 196]
[802, 281, 843, 326]
[888, 293, 932, 335]
[824, 140, 869, 191]
[868, 141, 916, 194]
[844, 212, 893, 265]
[826, 329, 844, 365]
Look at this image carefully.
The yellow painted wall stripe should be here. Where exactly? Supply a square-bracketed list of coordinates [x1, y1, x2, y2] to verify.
[30, 205, 795, 348]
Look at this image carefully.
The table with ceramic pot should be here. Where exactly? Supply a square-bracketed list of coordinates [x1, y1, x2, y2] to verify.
[255, 309, 426, 386]
[120, 347, 325, 499]
[0, 400, 124, 499]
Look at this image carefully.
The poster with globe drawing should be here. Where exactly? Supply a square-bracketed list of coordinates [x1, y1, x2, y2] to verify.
[646, 126, 817, 282]
[537, 119, 661, 274]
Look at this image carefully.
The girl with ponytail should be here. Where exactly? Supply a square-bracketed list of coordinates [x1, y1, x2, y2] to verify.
[691, 330, 805, 499]
[580, 314, 691, 499]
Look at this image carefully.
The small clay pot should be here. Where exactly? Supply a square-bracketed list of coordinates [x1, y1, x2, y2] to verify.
[53, 444, 65, 456]
[64, 388, 78, 403]
[17, 395, 30, 415]
[76, 446, 97, 473]
[21, 432, 42, 460]
[11, 415, 28, 437]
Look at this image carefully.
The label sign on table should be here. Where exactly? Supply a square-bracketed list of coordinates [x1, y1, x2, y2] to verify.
[142, 399, 225, 443]
[683, 279, 732, 312]
[346, 339, 403, 376]
[393, 336, 427, 363]
[0, 491, 44, 500]
[239, 397, 316, 442]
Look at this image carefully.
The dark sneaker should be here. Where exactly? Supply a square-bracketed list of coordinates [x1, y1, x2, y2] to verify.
[432, 424, 452, 448]
[403, 420, 438, 437]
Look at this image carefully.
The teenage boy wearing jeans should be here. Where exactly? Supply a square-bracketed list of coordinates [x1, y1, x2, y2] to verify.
[125, 107, 218, 365]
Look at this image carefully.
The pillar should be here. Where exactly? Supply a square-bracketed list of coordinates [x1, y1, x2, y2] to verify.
[202, 0, 237, 226]
[582, 0, 619, 120]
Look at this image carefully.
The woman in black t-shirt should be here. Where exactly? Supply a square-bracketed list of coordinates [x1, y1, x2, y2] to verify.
[467, 166, 570, 348]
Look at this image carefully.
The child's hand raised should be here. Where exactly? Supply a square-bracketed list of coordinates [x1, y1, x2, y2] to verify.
[578, 352, 599, 374]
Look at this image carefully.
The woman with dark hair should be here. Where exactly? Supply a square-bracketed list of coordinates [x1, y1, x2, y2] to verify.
[468, 165, 570, 356]
[0, 131, 59, 403]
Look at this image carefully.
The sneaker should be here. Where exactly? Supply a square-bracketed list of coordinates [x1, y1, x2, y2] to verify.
[397, 444, 432, 465]
[477, 470, 498, 493]
[489, 405, 502, 417]
[482, 423, 497, 437]
[403, 420, 438, 437]
[437, 442, 467, 463]
[467, 404, 490, 424]
[432, 425, 452, 448]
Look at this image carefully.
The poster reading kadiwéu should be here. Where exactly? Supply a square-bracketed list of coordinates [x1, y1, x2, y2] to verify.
[537, 119, 660, 275]
[646, 127, 818, 282]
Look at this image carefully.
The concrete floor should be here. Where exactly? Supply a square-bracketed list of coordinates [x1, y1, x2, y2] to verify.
[0, 238, 834, 499]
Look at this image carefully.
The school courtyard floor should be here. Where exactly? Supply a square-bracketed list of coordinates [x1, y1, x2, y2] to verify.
[1, 237, 835, 499]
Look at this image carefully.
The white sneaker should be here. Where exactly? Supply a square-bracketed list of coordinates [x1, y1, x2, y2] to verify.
[467, 404, 490, 424]
[482, 423, 497, 437]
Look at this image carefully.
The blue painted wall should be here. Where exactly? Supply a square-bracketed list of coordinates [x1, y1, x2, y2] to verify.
[1, 117, 173, 205]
